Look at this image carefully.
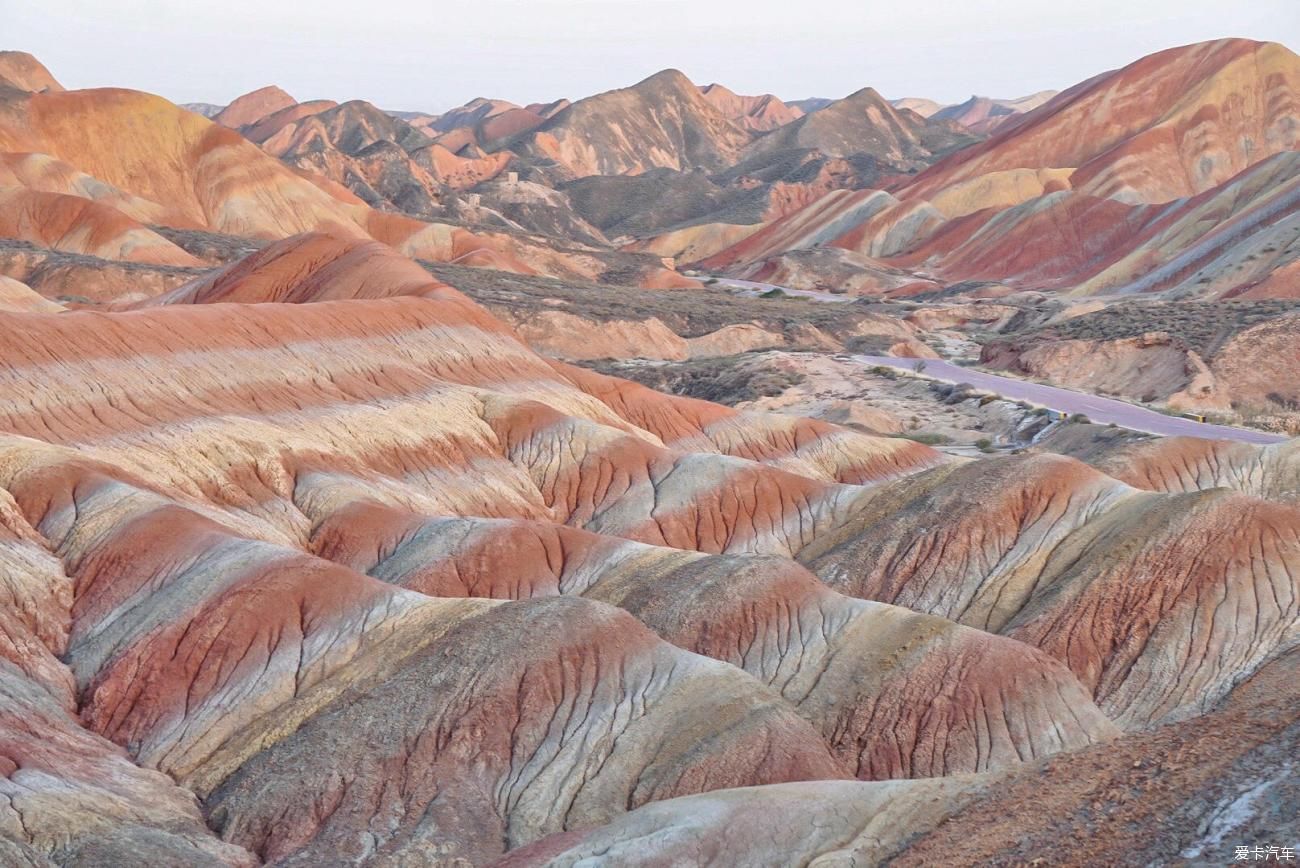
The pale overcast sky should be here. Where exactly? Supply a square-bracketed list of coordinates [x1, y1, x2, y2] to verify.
[8, 0, 1297, 112]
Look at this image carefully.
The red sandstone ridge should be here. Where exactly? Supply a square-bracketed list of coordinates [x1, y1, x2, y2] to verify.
[701, 40, 1300, 303]
[1, 38, 1298, 868]
[0, 234, 1293, 862]
[929, 90, 1058, 133]
[510, 68, 755, 178]
[902, 38, 1300, 205]
[0, 86, 369, 235]
[699, 82, 804, 132]
[0, 187, 199, 265]
[137, 232, 459, 305]
[0, 79, 653, 284]
[741, 85, 978, 169]
[426, 96, 556, 150]
[0, 50, 63, 93]
[212, 84, 296, 128]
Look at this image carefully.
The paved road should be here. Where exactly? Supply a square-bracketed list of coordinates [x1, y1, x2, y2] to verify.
[855, 355, 1289, 445]
[704, 275, 1287, 444]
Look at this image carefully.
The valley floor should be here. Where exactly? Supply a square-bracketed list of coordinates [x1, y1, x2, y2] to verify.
[855, 355, 1288, 444]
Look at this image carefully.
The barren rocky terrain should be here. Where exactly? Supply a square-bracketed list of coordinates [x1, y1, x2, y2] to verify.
[0, 35, 1296, 867]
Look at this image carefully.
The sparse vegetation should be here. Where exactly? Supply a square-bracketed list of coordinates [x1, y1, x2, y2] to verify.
[844, 336, 900, 355]
[895, 431, 953, 446]
[932, 382, 979, 405]
[151, 225, 265, 263]
[1266, 392, 1300, 412]
[426, 263, 882, 340]
[580, 355, 805, 406]
[1016, 299, 1300, 360]
[975, 437, 995, 452]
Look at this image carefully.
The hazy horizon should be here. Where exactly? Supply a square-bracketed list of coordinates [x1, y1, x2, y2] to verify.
[9, 0, 1298, 113]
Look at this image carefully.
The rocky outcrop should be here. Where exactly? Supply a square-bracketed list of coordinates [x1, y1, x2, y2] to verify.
[509, 644, 1300, 866]
[212, 85, 296, 129]
[0, 85, 628, 284]
[1068, 436, 1300, 503]
[742, 86, 979, 169]
[2, 44, 1298, 868]
[801, 454, 1300, 729]
[0, 275, 62, 312]
[315, 506, 1115, 781]
[931, 91, 1058, 133]
[0, 659, 257, 866]
[904, 39, 1300, 205]
[0, 236, 987, 860]
[700, 187, 945, 271]
[137, 232, 455, 305]
[702, 41, 1300, 305]
[0, 51, 63, 93]
[510, 69, 754, 179]
[0, 187, 200, 266]
[981, 308, 1300, 426]
[981, 331, 1219, 409]
[699, 83, 803, 132]
[501, 777, 990, 866]
[736, 246, 940, 296]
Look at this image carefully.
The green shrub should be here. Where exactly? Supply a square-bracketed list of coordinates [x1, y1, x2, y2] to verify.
[895, 431, 952, 446]
[1070, 413, 1091, 424]
[975, 437, 994, 452]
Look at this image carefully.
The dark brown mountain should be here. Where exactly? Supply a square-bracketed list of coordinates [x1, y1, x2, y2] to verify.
[742, 86, 981, 171]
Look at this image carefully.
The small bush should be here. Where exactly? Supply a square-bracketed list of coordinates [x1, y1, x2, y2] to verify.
[1070, 413, 1091, 424]
[759, 288, 786, 299]
[1267, 392, 1300, 411]
[975, 437, 995, 452]
[978, 394, 1000, 407]
[941, 383, 976, 406]
[895, 432, 952, 446]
